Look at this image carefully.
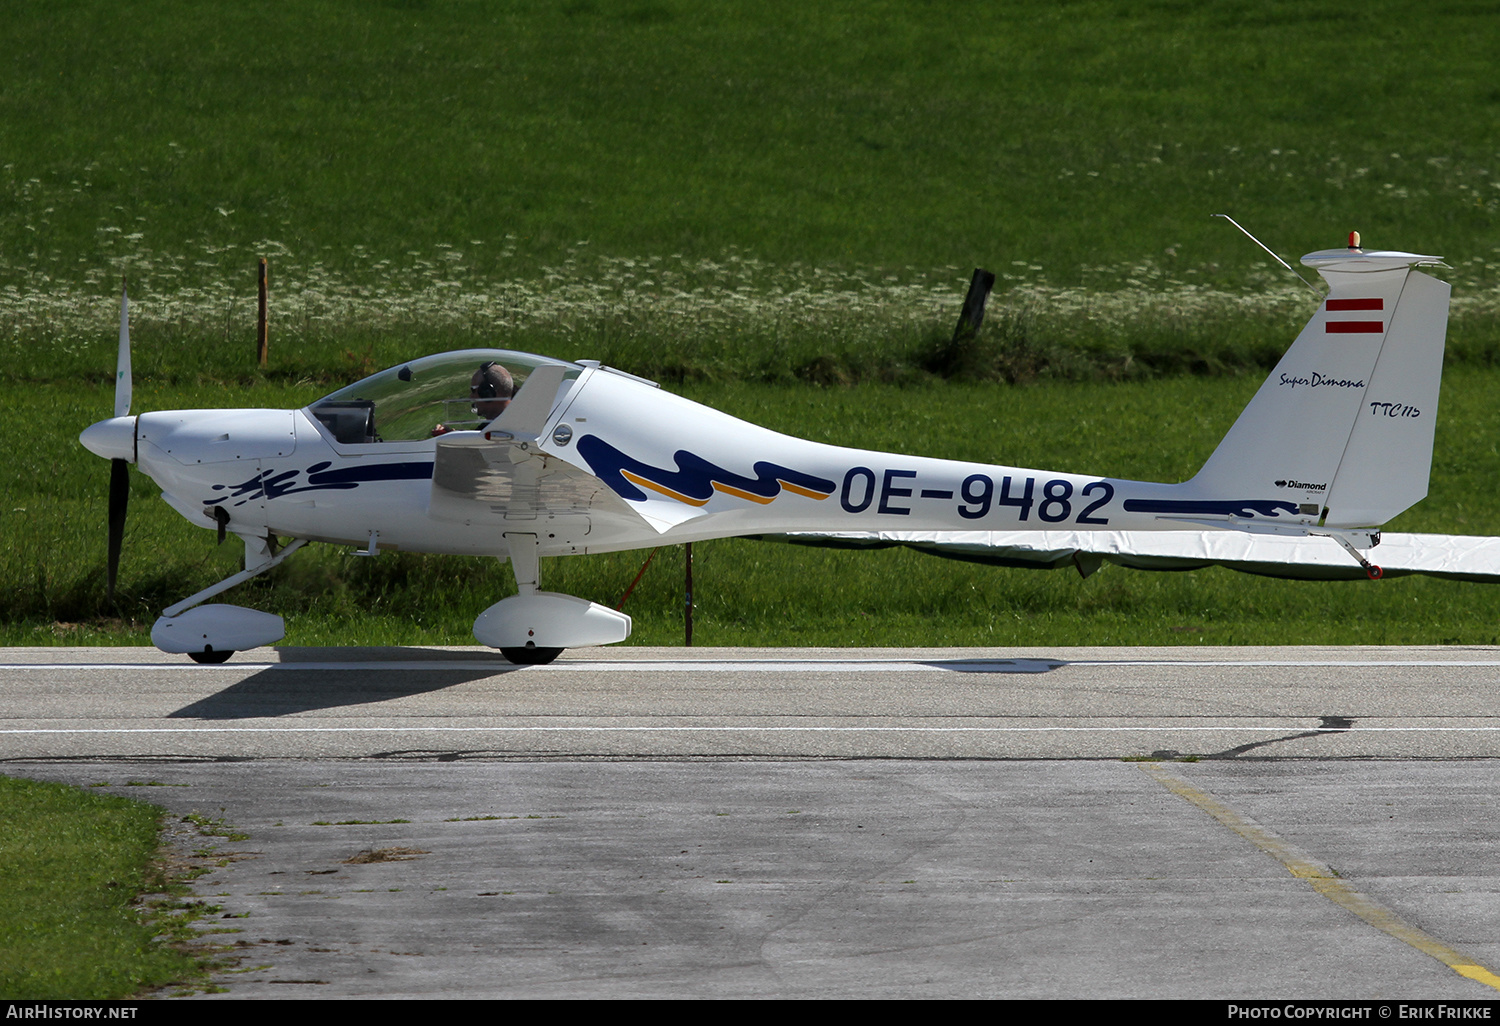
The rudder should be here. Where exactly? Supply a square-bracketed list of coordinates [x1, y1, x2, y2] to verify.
[1189, 244, 1449, 529]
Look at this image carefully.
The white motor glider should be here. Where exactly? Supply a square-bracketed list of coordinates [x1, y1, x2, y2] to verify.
[80, 237, 1450, 663]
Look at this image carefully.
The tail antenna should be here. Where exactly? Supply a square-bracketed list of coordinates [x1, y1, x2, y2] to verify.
[1211, 214, 1324, 297]
[115, 275, 133, 418]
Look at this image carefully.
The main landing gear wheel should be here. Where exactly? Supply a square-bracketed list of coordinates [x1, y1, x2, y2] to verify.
[501, 646, 563, 666]
[188, 648, 234, 664]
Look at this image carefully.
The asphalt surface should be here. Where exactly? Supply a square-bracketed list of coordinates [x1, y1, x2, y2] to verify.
[4, 645, 1500, 999]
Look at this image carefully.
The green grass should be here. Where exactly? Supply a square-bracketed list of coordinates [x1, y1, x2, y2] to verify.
[3, 1, 1497, 283]
[3, 1, 1499, 385]
[0, 777, 208, 998]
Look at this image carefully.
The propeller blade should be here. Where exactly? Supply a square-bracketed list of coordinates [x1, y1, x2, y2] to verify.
[115, 278, 132, 418]
[107, 457, 129, 601]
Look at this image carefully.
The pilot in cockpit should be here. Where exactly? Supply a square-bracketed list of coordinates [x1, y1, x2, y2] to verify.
[433, 360, 514, 435]
[470, 361, 514, 425]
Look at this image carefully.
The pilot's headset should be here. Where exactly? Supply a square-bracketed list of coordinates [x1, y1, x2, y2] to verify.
[472, 361, 514, 404]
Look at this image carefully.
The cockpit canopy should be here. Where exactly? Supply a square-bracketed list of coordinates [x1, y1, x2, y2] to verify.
[307, 349, 583, 444]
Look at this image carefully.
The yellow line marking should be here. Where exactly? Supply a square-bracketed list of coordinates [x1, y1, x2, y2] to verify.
[1140, 761, 1500, 992]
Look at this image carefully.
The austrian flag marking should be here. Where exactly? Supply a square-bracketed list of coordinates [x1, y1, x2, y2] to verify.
[1325, 297, 1384, 334]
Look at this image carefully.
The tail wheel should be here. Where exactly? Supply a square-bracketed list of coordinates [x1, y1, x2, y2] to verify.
[501, 647, 563, 666]
[1366, 565, 1384, 580]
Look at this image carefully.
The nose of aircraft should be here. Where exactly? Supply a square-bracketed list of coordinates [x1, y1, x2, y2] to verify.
[80, 416, 137, 462]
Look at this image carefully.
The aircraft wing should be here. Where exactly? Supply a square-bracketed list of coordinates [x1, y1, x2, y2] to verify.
[427, 364, 652, 531]
[429, 431, 641, 527]
[764, 529, 1500, 583]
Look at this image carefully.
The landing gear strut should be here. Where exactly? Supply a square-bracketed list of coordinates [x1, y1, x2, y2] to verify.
[152, 535, 308, 662]
[475, 532, 632, 664]
[1324, 531, 1384, 581]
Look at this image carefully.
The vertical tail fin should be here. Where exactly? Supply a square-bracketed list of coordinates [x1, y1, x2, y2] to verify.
[1189, 245, 1450, 528]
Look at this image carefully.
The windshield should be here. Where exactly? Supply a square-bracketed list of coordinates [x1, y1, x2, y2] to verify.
[307, 349, 583, 444]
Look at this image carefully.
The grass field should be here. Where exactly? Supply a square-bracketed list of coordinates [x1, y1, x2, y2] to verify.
[0, 777, 208, 998]
[5, 1, 1497, 281]
[3, 1, 1499, 383]
[3, 1, 1500, 649]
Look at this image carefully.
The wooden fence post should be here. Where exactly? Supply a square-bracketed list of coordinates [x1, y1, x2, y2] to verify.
[953, 267, 996, 342]
[257, 257, 269, 367]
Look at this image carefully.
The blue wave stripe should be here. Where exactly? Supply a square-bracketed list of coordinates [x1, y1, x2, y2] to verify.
[577, 435, 834, 504]
[1122, 498, 1301, 518]
[208, 460, 434, 506]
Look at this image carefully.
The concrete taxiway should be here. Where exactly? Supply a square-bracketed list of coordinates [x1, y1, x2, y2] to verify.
[4, 645, 1500, 998]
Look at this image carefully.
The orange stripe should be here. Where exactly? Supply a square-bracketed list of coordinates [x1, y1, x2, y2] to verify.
[713, 482, 775, 504]
[780, 481, 831, 499]
[622, 469, 708, 506]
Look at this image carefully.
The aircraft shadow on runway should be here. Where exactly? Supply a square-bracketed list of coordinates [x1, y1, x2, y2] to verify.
[165, 651, 1065, 719]
[916, 659, 1064, 674]
[169, 647, 519, 719]
[268, 645, 515, 663]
